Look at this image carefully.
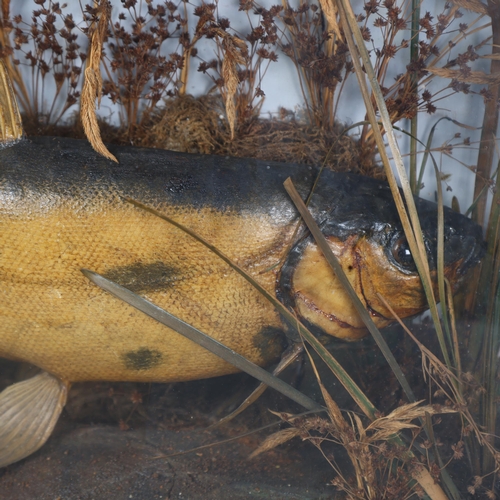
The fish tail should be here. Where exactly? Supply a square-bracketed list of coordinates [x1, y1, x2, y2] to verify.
[0, 372, 69, 468]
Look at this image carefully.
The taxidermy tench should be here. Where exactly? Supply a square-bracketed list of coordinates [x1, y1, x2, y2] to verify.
[0, 90, 483, 470]
[0, 136, 484, 467]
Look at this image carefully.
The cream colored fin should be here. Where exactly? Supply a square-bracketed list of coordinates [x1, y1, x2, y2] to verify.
[0, 60, 23, 145]
[0, 372, 68, 468]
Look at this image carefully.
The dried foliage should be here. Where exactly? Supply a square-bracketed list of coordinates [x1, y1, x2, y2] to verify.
[137, 94, 371, 175]
[251, 397, 455, 499]
[376, 293, 500, 498]
[0, 0, 499, 497]
[353, 1, 495, 155]
[0, 0, 492, 158]
[0, 60, 22, 142]
[0, 0, 85, 126]
[450, 0, 489, 15]
[95, 0, 186, 137]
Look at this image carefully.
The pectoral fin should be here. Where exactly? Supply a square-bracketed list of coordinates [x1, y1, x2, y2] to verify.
[0, 371, 69, 468]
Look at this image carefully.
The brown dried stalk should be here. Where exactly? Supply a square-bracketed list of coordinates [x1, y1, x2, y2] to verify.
[278, 0, 349, 130]
[317, 0, 340, 39]
[101, 1, 185, 136]
[427, 67, 500, 85]
[80, 0, 116, 162]
[1, 0, 86, 126]
[473, 1, 500, 227]
[450, 0, 489, 14]
[0, 0, 31, 114]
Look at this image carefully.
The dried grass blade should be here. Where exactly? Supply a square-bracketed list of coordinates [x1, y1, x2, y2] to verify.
[449, 0, 488, 15]
[80, 0, 117, 163]
[335, 5, 461, 494]
[317, 0, 341, 39]
[464, 180, 492, 218]
[473, 159, 500, 471]
[432, 161, 455, 362]
[482, 271, 500, 473]
[301, 339, 350, 433]
[0, 4, 31, 114]
[248, 427, 302, 459]
[159, 414, 305, 459]
[409, 0, 421, 193]
[367, 402, 455, 440]
[474, 165, 500, 355]
[410, 468, 450, 500]
[218, 29, 246, 139]
[444, 278, 462, 378]
[472, 9, 500, 227]
[319, 380, 351, 434]
[417, 117, 451, 197]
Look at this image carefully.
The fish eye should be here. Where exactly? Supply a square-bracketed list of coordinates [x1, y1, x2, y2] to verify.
[391, 236, 417, 271]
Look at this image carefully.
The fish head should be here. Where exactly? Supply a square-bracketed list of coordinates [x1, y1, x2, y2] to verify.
[278, 175, 485, 340]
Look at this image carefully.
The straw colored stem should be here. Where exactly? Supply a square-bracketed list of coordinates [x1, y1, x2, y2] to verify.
[336, 0, 451, 369]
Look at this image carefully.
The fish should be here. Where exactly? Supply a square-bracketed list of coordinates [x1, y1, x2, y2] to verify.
[0, 136, 484, 467]
[0, 88, 484, 470]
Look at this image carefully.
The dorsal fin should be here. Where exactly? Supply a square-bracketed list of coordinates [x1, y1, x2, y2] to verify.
[0, 60, 23, 146]
[0, 372, 69, 468]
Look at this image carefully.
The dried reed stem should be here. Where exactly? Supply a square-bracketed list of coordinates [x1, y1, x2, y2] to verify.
[427, 67, 500, 85]
[450, 0, 489, 14]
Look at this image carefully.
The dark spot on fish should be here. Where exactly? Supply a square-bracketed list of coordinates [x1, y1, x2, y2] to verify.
[122, 347, 162, 370]
[103, 261, 179, 293]
[253, 326, 287, 363]
[164, 174, 198, 193]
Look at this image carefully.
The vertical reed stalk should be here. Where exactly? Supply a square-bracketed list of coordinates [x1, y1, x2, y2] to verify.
[473, 1, 500, 227]
[409, 0, 420, 193]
